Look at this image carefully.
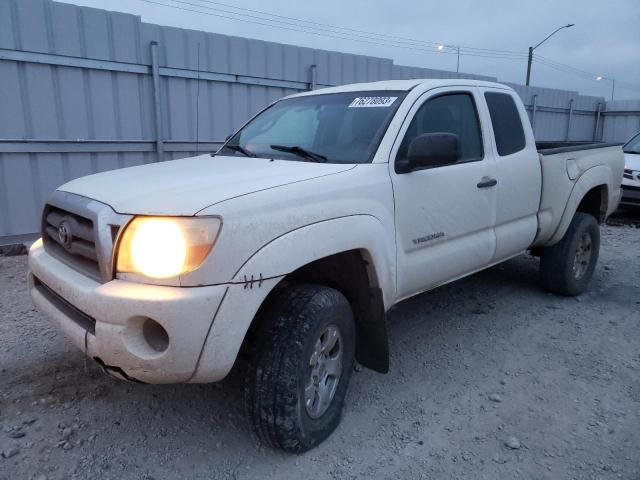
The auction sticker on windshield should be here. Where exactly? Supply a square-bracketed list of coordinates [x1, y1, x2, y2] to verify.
[348, 96, 398, 108]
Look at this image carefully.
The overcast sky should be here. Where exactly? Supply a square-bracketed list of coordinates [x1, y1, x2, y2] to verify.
[62, 0, 640, 100]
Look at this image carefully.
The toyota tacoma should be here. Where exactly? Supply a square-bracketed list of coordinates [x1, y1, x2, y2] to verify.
[28, 79, 624, 452]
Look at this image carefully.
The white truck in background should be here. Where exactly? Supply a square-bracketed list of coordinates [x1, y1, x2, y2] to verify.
[28, 79, 624, 452]
[621, 131, 640, 206]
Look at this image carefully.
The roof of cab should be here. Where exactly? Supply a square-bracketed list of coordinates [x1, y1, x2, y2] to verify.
[287, 78, 510, 98]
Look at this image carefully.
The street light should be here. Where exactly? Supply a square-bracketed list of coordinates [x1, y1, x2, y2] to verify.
[596, 75, 616, 101]
[525, 23, 575, 86]
[437, 44, 461, 73]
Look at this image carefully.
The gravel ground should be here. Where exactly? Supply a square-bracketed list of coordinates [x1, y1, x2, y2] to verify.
[1, 219, 639, 480]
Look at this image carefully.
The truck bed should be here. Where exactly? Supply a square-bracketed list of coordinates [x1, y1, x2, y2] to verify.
[536, 141, 622, 155]
[533, 142, 624, 247]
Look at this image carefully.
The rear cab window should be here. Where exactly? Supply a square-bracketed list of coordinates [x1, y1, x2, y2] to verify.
[484, 92, 526, 156]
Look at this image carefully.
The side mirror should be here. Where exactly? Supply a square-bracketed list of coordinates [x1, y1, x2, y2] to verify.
[398, 133, 459, 173]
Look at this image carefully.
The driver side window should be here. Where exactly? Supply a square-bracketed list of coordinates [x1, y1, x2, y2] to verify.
[396, 92, 483, 164]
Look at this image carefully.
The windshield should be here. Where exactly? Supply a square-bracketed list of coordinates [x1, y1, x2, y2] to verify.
[220, 91, 407, 163]
[623, 132, 640, 154]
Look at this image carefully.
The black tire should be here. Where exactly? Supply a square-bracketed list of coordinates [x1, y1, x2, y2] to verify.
[539, 212, 600, 296]
[244, 284, 355, 453]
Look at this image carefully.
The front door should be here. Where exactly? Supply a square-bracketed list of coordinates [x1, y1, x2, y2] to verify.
[390, 87, 498, 300]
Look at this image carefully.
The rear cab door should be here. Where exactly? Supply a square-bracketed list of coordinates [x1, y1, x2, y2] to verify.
[479, 87, 542, 261]
[389, 86, 499, 300]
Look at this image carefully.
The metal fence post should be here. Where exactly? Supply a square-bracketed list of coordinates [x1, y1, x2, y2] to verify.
[565, 98, 574, 141]
[150, 41, 165, 162]
[593, 102, 602, 141]
[309, 64, 317, 91]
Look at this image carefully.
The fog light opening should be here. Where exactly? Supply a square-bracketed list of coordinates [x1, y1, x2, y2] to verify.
[142, 318, 169, 353]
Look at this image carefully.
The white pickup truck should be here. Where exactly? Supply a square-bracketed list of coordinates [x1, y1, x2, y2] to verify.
[28, 79, 624, 452]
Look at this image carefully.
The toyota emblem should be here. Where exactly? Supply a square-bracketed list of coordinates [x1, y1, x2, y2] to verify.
[57, 221, 72, 249]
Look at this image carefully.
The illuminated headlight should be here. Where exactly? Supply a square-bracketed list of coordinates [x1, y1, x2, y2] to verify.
[116, 217, 221, 279]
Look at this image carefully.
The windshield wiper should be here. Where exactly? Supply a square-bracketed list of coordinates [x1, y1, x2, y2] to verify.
[221, 144, 256, 157]
[270, 145, 328, 163]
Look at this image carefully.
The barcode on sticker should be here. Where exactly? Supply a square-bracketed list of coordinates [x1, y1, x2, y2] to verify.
[348, 96, 398, 108]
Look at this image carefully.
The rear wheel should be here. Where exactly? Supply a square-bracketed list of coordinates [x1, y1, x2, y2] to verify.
[244, 284, 355, 452]
[539, 212, 600, 296]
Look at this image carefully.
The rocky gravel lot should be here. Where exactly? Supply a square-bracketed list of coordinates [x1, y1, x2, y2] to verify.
[1, 217, 639, 480]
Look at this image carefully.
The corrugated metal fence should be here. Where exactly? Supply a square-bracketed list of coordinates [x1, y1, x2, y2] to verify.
[1, 0, 638, 240]
[602, 99, 640, 143]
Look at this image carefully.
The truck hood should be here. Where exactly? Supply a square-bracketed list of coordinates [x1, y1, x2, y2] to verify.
[58, 155, 355, 216]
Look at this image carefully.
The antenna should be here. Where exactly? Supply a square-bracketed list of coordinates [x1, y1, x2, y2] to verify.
[195, 42, 201, 155]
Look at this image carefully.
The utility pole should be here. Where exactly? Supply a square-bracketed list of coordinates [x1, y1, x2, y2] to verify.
[525, 24, 574, 86]
[525, 46, 533, 86]
[456, 46, 460, 73]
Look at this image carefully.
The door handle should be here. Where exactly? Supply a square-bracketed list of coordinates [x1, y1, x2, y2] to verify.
[477, 177, 497, 189]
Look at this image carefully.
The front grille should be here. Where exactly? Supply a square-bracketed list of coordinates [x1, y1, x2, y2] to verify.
[42, 204, 103, 281]
[40, 191, 131, 283]
[622, 184, 640, 192]
[624, 169, 634, 180]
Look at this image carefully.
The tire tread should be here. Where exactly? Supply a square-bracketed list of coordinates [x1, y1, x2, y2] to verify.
[244, 284, 353, 452]
[540, 212, 600, 296]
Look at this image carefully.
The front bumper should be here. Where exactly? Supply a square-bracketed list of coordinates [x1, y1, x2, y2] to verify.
[28, 239, 232, 383]
[621, 182, 640, 206]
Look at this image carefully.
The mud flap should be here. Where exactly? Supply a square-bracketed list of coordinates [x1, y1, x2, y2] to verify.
[355, 287, 389, 374]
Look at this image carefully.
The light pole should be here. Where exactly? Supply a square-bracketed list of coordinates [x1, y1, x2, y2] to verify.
[438, 44, 461, 73]
[596, 76, 616, 101]
[525, 23, 574, 86]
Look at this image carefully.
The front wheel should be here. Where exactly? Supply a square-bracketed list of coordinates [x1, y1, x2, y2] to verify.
[244, 284, 355, 452]
[539, 212, 600, 296]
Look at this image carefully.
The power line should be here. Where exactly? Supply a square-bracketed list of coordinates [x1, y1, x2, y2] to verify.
[137, 0, 640, 91]
[195, 0, 639, 90]
[138, 0, 528, 61]
[533, 58, 599, 82]
[535, 55, 604, 79]
[187, 0, 528, 57]
[169, 0, 526, 59]
[137, 0, 444, 53]
[534, 55, 640, 91]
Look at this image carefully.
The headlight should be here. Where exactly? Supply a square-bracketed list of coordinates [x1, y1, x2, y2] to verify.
[116, 217, 221, 279]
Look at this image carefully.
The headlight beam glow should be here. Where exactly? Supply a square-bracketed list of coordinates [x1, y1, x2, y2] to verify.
[116, 216, 220, 280]
[130, 218, 187, 279]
